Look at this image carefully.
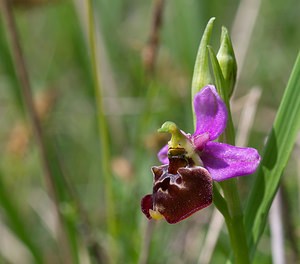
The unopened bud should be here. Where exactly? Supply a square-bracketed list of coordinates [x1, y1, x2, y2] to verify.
[217, 27, 237, 98]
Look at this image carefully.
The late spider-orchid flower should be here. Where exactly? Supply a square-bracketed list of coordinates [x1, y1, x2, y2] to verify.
[141, 85, 260, 224]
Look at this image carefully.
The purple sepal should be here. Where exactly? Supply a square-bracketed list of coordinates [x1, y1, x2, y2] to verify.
[193, 85, 227, 141]
[200, 141, 261, 181]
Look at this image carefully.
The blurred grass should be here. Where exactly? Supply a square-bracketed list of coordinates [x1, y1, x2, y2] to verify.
[0, 0, 299, 263]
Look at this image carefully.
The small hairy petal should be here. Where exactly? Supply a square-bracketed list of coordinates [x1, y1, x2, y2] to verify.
[157, 144, 169, 164]
[192, 132, 210, 151]
[193, 85, 227, 140]
[200, 141, 261, 181]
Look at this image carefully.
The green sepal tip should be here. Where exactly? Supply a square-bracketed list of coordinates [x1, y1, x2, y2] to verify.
[191, 17, 215, 100]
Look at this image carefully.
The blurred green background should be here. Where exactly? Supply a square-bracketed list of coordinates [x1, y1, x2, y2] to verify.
[0, 0, 299, 263]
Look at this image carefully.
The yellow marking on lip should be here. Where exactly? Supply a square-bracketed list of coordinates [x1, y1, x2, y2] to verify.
[149, 209, 165, 220]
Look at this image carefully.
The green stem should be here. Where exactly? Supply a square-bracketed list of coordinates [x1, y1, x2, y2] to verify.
[209, 45, 250, 263]
[220, 100, 250, 264]
[220, 103, 250, 263]
[86, 0, 117, 249]
[221, 180, 250, 264]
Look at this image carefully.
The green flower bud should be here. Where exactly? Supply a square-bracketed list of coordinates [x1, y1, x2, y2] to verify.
[216, 27, 237, 98]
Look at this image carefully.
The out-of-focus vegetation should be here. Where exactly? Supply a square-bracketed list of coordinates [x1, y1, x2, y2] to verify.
[0, 0, 299, 263]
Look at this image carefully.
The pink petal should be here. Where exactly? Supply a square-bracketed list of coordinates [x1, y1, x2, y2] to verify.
[200, 141, 261, 181]
[157, 144, 168, 164]
[193, 85, 227, 140]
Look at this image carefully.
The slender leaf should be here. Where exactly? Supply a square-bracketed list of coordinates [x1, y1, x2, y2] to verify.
[245, 52, 300, 259]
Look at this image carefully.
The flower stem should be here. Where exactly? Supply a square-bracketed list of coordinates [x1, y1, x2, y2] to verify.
[221, 180, 250, 264]
[219, 88, 250, 263]
[209, 49, 250, 262]
[221, 144, 250, 262]
[221, 141, 250, 262]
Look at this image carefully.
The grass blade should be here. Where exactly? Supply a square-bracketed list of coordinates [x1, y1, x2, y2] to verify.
[245, 51, 300, 258]
[0, 1, 79, 262]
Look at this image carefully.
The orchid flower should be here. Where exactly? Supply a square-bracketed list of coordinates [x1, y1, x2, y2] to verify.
[141, 85, 260, 224]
